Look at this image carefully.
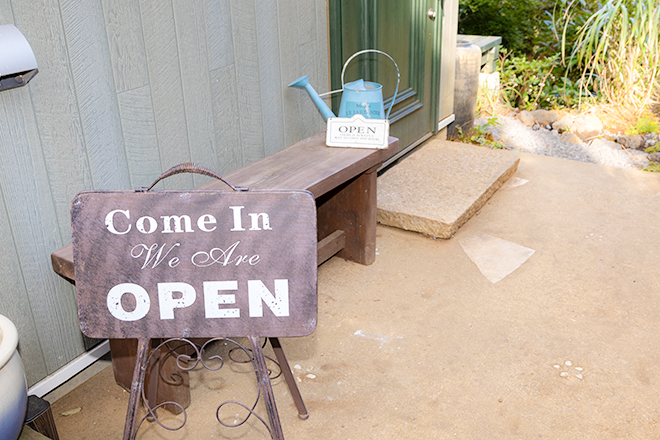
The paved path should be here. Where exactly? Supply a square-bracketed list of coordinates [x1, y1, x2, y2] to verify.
[51, 148, 660, 439]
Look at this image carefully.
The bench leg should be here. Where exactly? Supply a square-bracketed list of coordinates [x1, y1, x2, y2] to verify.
[316, 164, 379, 265]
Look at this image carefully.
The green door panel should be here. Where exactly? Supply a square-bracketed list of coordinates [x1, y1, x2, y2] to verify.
[329, 0, 442, 160]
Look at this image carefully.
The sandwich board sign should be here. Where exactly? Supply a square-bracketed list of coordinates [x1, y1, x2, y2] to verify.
[71, 165, 316, 440]
[71, 188, 318, 339]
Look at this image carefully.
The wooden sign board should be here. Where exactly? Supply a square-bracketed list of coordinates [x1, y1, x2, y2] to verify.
[71, 189, 317, 339]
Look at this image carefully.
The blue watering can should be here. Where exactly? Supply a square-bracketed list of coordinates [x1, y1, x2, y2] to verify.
[288, 49, 400, 121]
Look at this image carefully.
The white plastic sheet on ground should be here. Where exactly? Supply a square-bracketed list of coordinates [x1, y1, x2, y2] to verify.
[460, 234, 535, 283]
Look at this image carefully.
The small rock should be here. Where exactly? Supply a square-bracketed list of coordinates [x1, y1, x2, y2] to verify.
[628, 150, 650, 168]
[306, 374, 317, 379]
[575, 374, 583, 380]
[61, 407, 82, 416]
[572, 113, 604, 140]
[531, 109, 560, 126]
[591, 138, 623, 151]
[552, 115, 574, 133]
[560, 132, 582, 144]
[560, 372, 569, 377]
[517, 110, 536, 127]
[565, 361, 572, 366]
[648, 152, 660, 162]
[615, 134, 644, 150]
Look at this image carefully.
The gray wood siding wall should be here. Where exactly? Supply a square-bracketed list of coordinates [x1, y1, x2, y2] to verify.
[0, 0, 328, 386]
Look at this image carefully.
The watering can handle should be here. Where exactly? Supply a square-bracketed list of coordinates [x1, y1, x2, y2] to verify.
[341, 49, 400, 120]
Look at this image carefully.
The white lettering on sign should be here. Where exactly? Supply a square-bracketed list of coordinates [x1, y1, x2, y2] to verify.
[107, 283, 150, 321]
[248, 279, 289, 317]
[137, 216, 157, 234]
[131, 243, 181, 269]
[229, 206, 245, 231]
[105, 280, 291, 321]
[197, 214, 217, 232]
[230, 206, 272, 231]
[158, 282, 197, 320]
[161, 215, 194, 233]
[191, 241, 260, 267]
[105, 209, 131, 235]
[204, 281, 239, 318]
[105, 207, 272, 235]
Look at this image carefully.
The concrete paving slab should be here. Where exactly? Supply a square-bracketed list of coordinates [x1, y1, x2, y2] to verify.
[377, 139, 520, 238]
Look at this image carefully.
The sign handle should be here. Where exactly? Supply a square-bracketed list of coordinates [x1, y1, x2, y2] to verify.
[123, 337, 150, 440]
[143, 162, 248, 192]
[248, 336, 285, 440]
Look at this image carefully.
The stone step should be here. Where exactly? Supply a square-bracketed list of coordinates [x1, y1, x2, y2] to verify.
[377, 138, 519, 238]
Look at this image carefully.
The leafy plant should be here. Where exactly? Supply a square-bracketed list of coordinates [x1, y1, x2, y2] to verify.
[458, 0, 559, 57]
[563, 0, 660, 112]
[456, 117, 503, 149]
[627, 114, 660, 135]
[642, 162, 660, 172]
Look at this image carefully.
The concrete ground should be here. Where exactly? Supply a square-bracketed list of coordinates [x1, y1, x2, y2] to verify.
[47, 147, 660, 439]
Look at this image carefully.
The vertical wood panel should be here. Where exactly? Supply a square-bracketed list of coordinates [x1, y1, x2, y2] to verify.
[230, 0, 265, 164]
[0, 186, 49, 386]
[315, 0, 330, 92]
[117, 86, 163, 189]
[0, 90, 84, 377]
[205, 0, 234, 71]
[297, 0, 327, 139]
[210, 65, 243, 174]
[255, 0, 285, 156]
[60, 0, 131, 191]
[278, 0, 305, 146]
[173, 0, 217, 186]
[278, 0, 327, 147]
[101, 0, 149, 93]
[139, 0, 193, 190]
[11, 0, 90, 242]
[0, 0, 12, 22]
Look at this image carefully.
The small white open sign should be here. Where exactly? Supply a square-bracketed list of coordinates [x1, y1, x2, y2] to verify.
[326, 114, 389, 149]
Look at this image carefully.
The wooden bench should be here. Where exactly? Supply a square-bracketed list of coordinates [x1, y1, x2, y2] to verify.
[50, 132, 399, 415]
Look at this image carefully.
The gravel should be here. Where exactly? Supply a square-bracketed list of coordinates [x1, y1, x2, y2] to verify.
[476, 115, 651, 169]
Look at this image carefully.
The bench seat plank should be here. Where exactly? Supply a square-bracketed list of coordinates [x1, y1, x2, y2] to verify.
[197, 132, 398, 198]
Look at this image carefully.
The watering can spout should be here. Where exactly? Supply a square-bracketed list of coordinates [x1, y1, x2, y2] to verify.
[288, 75, 335, 121]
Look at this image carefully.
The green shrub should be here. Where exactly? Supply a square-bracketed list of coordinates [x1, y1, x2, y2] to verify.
[498, 51, 584, 110]
[642, 162, 660, 172]
[456, 117, 503, 149]
[458, 0, 558, 57]
[564, 0, 660, 111]
[628, 115, 659, 135]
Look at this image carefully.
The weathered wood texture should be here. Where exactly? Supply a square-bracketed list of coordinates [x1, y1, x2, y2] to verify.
[0, 0, 327, 386]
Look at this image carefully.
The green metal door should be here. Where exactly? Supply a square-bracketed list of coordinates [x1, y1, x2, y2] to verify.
[329, 0, 442, 164]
